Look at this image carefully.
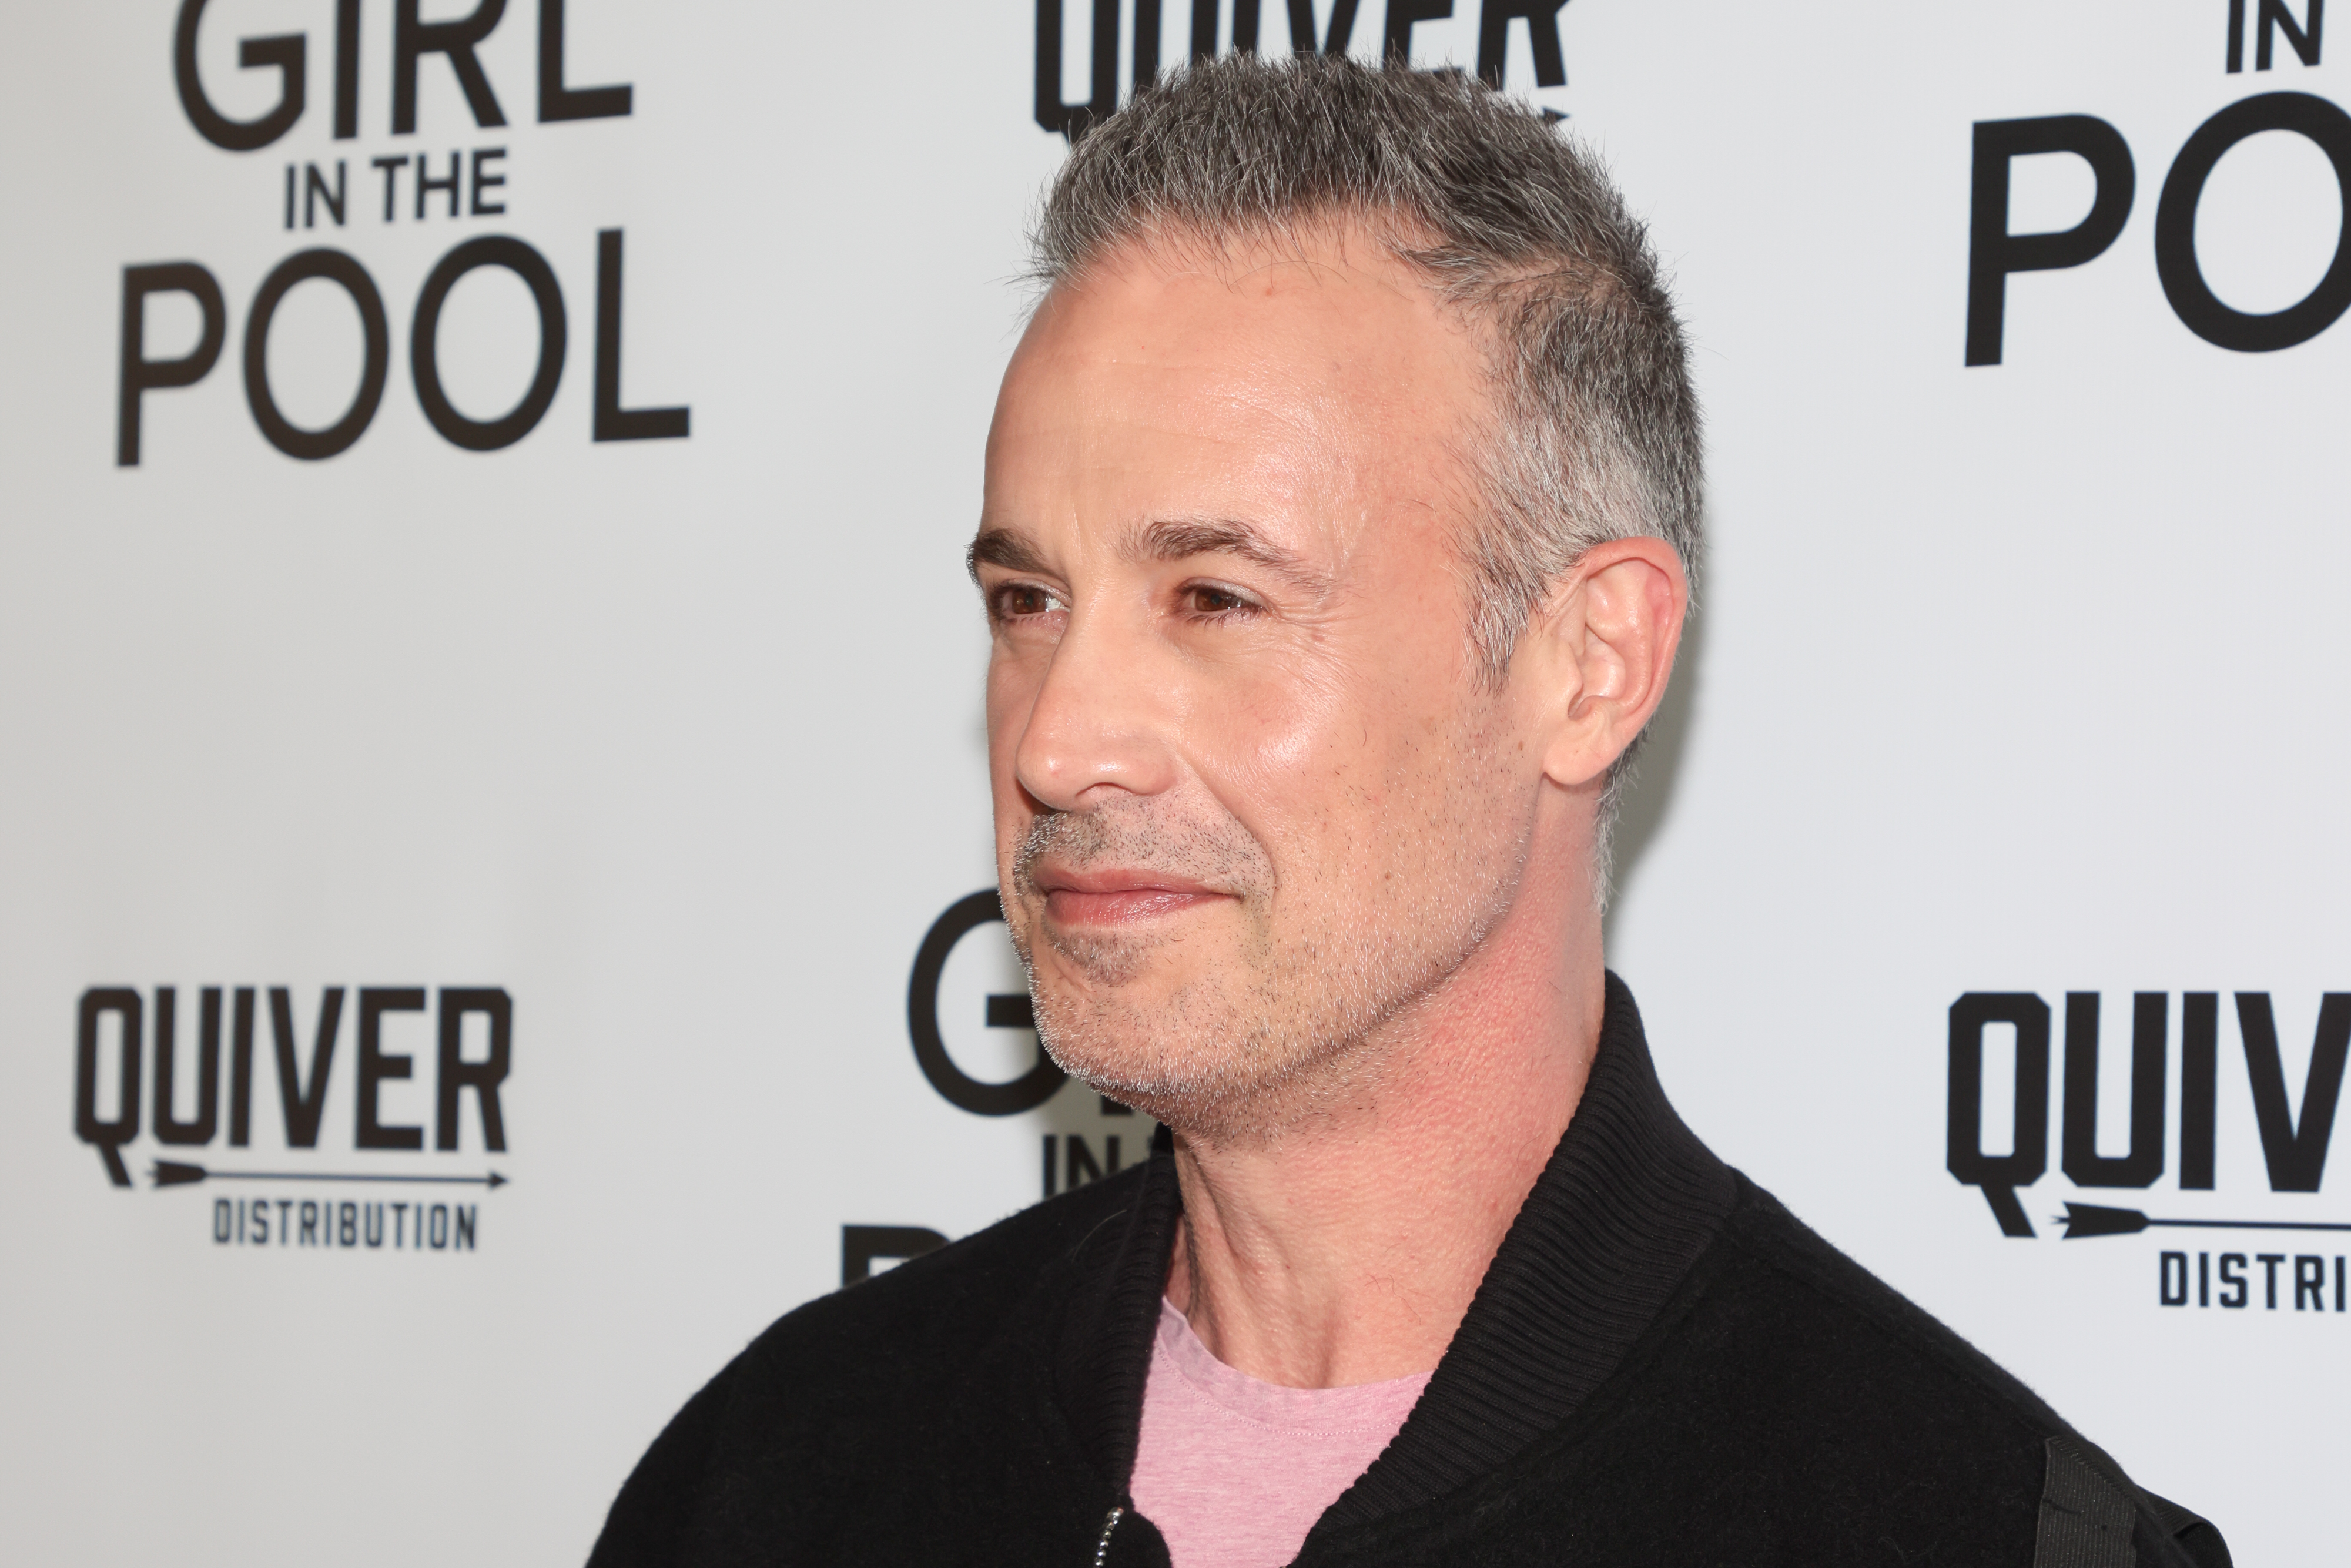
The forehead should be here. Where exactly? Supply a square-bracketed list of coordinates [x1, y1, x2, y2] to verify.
[982, 229, 1489, 559]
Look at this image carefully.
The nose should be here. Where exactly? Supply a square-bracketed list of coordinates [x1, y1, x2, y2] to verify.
[1009, 605, 1181, 813]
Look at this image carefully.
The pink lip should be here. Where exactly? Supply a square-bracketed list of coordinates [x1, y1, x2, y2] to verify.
[1034, 865, 1227, 927]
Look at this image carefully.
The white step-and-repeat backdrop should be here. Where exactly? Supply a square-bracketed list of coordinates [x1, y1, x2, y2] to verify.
[4, 1, 2343, 1560]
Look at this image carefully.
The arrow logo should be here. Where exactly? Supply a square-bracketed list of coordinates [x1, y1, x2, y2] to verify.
[150, 1161, 507, 1190]
[2058, 1201, 2351, 1239]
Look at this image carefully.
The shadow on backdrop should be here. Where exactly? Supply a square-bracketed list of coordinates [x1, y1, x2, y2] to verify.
[1603, 546, 1707, 942]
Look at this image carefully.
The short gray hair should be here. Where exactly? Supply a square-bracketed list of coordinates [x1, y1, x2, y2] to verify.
[1029, 52, 1702, 901]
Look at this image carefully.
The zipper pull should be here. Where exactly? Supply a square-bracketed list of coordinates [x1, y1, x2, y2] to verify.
[1092, 1505, 1124, 1566]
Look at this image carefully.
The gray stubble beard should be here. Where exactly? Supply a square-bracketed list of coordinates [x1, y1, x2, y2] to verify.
[1003, 719, 1529, 1146]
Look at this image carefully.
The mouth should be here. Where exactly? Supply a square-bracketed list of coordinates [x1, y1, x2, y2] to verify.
[1030, 865, 1231, 929]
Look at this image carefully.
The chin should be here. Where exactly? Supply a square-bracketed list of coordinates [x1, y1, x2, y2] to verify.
[1030, 983, 1365, 1145]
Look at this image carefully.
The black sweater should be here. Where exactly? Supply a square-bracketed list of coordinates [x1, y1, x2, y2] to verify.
[589, 975, 2230, 1567]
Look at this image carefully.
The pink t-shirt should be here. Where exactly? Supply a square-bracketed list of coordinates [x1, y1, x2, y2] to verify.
[1130, 1299, 1432, 1568]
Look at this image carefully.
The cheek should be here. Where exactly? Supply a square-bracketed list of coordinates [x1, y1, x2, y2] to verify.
[1184, 658, 1381, 850]
[1224, 652, 1493, 899]
[1225, 684, 1332, 780]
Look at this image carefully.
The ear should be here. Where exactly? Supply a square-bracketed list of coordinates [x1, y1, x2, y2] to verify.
[1518, 537, 1689, 790]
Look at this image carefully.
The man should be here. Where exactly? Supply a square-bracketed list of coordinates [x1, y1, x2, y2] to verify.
[591, 56, 2228, 1567]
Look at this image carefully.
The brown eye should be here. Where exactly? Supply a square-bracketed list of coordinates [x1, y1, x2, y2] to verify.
[993, 583, 1063, 619]
[1188, 585, 1247, 614]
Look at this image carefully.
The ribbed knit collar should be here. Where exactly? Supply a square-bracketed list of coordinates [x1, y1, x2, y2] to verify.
[1051, 971, 1738, 1530]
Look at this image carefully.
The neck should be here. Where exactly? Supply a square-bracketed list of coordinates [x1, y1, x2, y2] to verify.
[1161, 838, 1605, 1388]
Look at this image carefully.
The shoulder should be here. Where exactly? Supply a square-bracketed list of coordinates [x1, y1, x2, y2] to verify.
[1706, 1175, 2071, 1435]
[1598, 1174, 2225, 1566]
[587, 1170, 1145, 1567]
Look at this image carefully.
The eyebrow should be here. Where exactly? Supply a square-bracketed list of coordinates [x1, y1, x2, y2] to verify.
[1126, 517, 1332, 598]
[966, 516, 1335, 598]
[967, 527, 1050, 582]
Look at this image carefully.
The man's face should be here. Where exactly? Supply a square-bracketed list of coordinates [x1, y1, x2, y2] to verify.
[976, 230, 1553, 1138]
